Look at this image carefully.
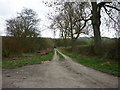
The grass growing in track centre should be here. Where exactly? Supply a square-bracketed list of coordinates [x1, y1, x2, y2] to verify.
[56, 50, 64, 59]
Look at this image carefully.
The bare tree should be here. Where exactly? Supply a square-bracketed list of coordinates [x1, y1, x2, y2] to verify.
[45, 0, 120, 54]
[50, 2, 90, 48]
[6, 8, 40, 37]
[89, 1, 120, 55]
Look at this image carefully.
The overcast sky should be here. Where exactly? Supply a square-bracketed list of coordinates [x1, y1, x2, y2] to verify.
[0, 0, 118, 38]
[0, 0, 60, 38]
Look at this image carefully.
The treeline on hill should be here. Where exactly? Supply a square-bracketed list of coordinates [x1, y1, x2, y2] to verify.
[2, 36, 54, 58]
[54, 38, 90, 47]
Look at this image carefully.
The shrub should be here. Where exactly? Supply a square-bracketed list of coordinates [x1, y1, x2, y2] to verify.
[2, 37, 54, 58]
[64, 39, 119, 61]
[102, 40, 118, 60]
[2, 37, 23, 57]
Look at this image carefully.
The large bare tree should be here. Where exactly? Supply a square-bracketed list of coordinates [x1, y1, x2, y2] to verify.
[6, 8, 40, 37]
[89, 1, 120, 55]
[50, 2, 90, 47]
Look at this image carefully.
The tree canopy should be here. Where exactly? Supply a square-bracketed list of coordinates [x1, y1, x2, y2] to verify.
[6, 8, 40, 37]
[46, 0, 120, 54]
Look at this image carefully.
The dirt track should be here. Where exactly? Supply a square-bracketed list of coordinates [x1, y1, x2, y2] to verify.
[2, 49, 118, 88]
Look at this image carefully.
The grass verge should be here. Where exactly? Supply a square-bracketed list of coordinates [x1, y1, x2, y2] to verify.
[0, 61, 2, 68]
[61, 50, 119, 77]
[56, 50, 64, 59]
[2, 52, 54, 69]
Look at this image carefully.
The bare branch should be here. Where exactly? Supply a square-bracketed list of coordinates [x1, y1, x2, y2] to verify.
[105, 5, 120, 11]
[103, 6, 118, 24]
[97, 2, 111, 8]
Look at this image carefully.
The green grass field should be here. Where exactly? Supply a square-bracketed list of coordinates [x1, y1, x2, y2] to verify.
[61, 50, 119, 77]
[2, 52, 54, 69]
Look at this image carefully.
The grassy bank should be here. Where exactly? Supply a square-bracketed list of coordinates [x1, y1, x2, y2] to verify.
[61, 50, 119, 77]
[56, 50, 64, 59]
[2, 52, 54, 69]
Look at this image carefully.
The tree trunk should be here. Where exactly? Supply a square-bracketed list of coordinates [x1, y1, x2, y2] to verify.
[91, 2, 102, 55]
